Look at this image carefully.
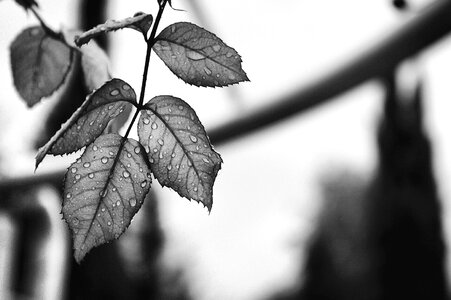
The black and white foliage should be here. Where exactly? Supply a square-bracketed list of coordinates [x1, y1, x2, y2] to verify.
[8, 0, 248, 262]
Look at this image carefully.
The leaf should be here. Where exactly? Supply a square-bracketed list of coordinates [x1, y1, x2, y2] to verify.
[63, 29, 112, 92]
[153, 22, 249, 87]
[75, 13, 153, 47]
[10, 26, 73, 107]
[35, 79, 136, 169]
[138, 96, 222, 210]
[63, 134, 152, 262]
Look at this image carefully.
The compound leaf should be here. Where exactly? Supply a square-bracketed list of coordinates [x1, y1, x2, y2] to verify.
[75, 13, 153, 46]
[63, 134, 152, 263]
[36, 79, 136, 169]
[138, 95, 222, 210]
[10, 26, 73, 107]
[153, 22, 249, 87]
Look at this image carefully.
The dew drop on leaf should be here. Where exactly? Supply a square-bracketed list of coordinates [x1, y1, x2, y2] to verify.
[129, 198, 137, 207]
[134, 147, 141, 154]
[190, 135, 198, 143]
[123, 171, 130, 178]
[101, 157, 109, 164]
[83, 162, 91, 168]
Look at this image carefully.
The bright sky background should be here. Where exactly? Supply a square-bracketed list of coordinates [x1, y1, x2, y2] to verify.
[2, 0, 451, 299]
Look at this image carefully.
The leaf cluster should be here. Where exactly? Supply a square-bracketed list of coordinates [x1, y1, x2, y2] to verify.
[8, 0, 248, 262]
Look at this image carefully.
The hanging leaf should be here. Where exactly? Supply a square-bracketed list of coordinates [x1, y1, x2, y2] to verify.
[138, 96, 222, 210]
[10, 26, 73, 107]
[35, 79, 136, 169]
[75, 13, 153, 47]
[63, 29, 112, 92]
[153, 22, 249, 87]
[63, 134, 152, 262]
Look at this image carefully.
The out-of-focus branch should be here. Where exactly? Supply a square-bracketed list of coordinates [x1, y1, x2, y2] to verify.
[1, 0, 451, 189]
[209, 0, 451, 145]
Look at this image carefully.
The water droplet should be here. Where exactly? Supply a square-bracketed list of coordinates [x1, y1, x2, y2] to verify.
[107, 221, 112, 226]
[116, 200, 121, 206]
[164, 115, 170, 121]
[228, 74, 236, 80]
[123, 171, 130, 178]
[88, 173, 94, 179]
[171, 153, 176, 158]
[226, 52, 233, 58]
[112, 187, 117, 192]
[176, 164, 180, 169]
[190, 135, 198, 143]
[186, 50, 205, 61]
[89, 120, 95, 126]
[134, 147, 141, 154]
[143, 118, 150, 125]
[141, 181, 147, 188]
[122, 84, 130, 90]
[212, 45, 221, 52]
[110, 89, 120, 96]
[83, 162, 91, 168]
[153, 148, 158, 153]
[204, 67, 212, 75]
[159, 152, 164, 159]
[145, 146, 150, 153]
[66, 193, 72, 199]
[101, 157, 109, 164]
[203, 158, 210, 163]
[178, 105, 184, 110]
[109, 151, 114, 156]
[75, 174, 81, 180]
[73, 218, 79, 225]
[76, 125, 81, 130]
[130, 198, 137, 207]
[92, 145, 98, 151]
[193, 187, 198, 192]
[71, 167, 77, 173]
[167, 165, 172, 171]
[151, 122, 158, 129]
[149, 157, 155, 163]
[101, 207, 106, 212]
[100, 190, 108, 198]
[108, 104, 114, 110]
[158, 139, 164, 146]
[127, 152, 132, 158]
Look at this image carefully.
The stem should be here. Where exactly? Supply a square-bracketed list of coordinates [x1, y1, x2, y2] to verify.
[30, 6, 61, 40]
[122, 0, 169, 139]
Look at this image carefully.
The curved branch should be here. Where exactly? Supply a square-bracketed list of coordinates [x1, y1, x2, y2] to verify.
[2, 0, 451, 189]
[209, 0, 451, 145]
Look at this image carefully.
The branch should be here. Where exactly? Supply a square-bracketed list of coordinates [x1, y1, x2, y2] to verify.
[209, 0, 451, 145]
[2, 0, 451, 189]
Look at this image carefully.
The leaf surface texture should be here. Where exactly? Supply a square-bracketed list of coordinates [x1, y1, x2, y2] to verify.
[36, 79, 135, 168]
[153, 22, 249, 87]
[138, 96, 222, 210]
[63, 134, 151, 262]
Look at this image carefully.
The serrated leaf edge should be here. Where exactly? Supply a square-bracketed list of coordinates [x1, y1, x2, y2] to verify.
[154, 22, 250, 88]
[35, 78, 137, 169]
[142, 96, 223, 211]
